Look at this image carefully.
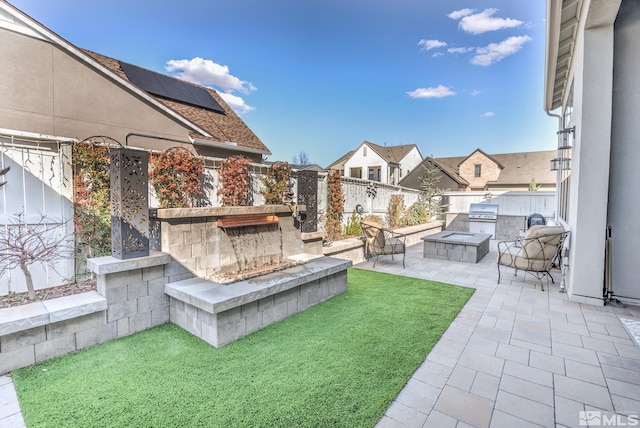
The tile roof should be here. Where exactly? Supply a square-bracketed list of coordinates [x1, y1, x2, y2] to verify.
[435, 150, 557, 186]
[488, 150, 557, 185]
[84, 50, 270, 155]
[326, 150, 355, 170]
[364, 141, 420, 164]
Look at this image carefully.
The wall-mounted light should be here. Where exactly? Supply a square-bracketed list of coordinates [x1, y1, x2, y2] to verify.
[557, 126, 575, 150]
[550, 158, 572, 171]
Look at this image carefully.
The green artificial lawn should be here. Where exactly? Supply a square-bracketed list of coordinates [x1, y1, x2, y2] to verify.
[13, 268, 474, 428]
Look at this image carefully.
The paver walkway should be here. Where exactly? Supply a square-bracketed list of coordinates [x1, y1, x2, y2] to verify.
[1, 241, 639, 428]
[363, 241, 640, 427]
[0, 374, 26, 427]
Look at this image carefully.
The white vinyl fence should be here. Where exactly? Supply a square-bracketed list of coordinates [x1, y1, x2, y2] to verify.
[445, 191, 556, 217]
[0, 133, 74, 296]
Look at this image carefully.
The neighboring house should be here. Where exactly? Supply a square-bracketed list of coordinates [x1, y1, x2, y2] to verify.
[398, 157, 469, 191]
[400, 149, 557, 192]
[327, 141, 422, 185]
[291, 164, 325, 173]
[0, 3, 270, 162]
[545, 0, 639, 305]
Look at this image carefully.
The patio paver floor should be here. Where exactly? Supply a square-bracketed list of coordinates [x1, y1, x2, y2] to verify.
[1, 240, 639, 427]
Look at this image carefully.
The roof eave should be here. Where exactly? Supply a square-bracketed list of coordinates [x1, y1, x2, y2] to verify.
[190, 136, 271, 156]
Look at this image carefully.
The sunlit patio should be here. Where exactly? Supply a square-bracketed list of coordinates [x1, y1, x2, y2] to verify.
[361, 240, 640, 427]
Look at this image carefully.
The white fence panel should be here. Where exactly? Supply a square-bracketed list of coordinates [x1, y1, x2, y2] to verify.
[444, 191, 556, 216]
[0, 137, 74, 296]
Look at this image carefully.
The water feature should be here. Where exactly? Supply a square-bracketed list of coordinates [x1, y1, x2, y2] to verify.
[151, 205, 348, 346]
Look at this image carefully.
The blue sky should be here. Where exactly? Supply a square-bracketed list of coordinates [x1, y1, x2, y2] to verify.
[10, 0, 557, 167]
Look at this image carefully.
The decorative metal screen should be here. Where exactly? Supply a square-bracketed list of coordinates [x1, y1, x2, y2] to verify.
[110, 148, 149, 259]
[297, 170, 318, 233]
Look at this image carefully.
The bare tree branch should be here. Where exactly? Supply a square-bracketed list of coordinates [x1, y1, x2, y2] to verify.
[0, 213, 73, 299]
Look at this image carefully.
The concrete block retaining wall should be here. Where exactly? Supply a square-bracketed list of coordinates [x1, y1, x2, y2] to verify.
[0, 252, 173, 375]
[322, 221, 443, 264]
[166, 256, 350, 347]
[150, 206, 323, 279]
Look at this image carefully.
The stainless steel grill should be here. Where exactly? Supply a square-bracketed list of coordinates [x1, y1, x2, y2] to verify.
[468, 203, 498, 238]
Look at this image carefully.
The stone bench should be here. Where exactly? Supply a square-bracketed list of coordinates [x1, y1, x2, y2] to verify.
[165, 255, 351, 347]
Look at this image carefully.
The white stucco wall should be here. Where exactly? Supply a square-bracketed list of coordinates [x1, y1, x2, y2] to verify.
[562, 0, 622, 304]
[343, 144, 389, 183]
[608, 1, 640, 302]
[399, 148, 423, 180]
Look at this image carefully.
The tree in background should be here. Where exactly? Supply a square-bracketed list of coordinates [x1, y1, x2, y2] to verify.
[418, 161, 447, 219]
[528, 177, 540, 191]
[292, 151, 310, 165]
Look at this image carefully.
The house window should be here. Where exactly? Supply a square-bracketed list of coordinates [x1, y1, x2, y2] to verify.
[368, 167, 381, 182]
[363, 147, 367, 156]
[350, 167, 362, 179]
[474, 164, 482, 177]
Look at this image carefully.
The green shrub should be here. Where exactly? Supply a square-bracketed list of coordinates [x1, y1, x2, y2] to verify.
[404, 202, 427, 226]
[344, 211, 363, 236]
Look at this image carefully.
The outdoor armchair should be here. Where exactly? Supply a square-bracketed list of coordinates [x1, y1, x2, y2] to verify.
[497, 225, 568, 291]
[362, 220, 406, 268]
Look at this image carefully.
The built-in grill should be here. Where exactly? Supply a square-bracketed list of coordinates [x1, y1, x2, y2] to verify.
[468, 203, 499, 238]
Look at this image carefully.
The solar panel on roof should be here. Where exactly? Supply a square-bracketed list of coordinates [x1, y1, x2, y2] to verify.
[119, 61, 225, 114]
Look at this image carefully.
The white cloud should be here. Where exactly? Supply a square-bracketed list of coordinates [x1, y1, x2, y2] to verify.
[418, 39, 447, 51]
[451, 8, 523, 35]
[471, 90, 481, 96]
[447, 47, 474, 54]
[448, 8, 474, 20]
[165, 57, 256, 114]
[471, 35, 532, 66]
[218, 92, 255, 115]
[407, 85, 456, 99]
[165, 57, 255, 93]
[432, 52, 444, 58]
[482, 112, 495, 117]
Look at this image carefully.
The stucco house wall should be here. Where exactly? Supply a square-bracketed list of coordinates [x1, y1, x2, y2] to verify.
[343, 145, 388, 183]
[545, 0, 640, 305]
[0, 28, 194, 150]
[399, 148, 423, 182]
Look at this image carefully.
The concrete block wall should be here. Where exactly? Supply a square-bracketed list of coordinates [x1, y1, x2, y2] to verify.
[166, 257, 350, 347]
[0, 253, 173, 375]
[151, 206, 322, 279]
[322, 221, 443, 265]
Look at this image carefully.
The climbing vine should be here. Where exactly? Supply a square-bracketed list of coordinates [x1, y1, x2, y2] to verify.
[149, 147, 205, 208]
[260, 162, 292, 204]
[325, 170, 344, 241]
[73, 141, 112, 259]
[217, 155, 252, 206]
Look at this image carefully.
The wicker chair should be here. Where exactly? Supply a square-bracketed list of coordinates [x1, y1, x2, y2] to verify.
[497, 225, 568, 290]
[362, 220, 406, 268]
